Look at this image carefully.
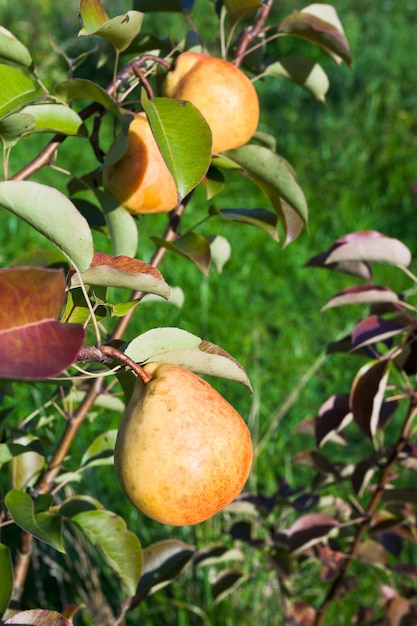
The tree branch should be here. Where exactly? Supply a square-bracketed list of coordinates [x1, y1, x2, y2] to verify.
[232, 0, 274, 68]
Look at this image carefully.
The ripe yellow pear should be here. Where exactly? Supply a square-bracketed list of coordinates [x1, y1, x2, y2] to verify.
[114, 362, 253, 526]
[103, 113, 178, 215]
[162, 51, 259, 153]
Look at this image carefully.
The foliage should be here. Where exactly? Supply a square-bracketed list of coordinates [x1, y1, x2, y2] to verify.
[0, 1, 416, 625]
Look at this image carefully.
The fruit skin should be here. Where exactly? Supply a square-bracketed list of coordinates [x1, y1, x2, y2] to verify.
[162, 51, 260, 153]
[103, 113, 178, 215]
[114, 362, 253, 526]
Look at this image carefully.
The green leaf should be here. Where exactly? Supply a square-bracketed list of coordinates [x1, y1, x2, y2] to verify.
[81, 430, 117, 467]
[123, 327, 252, 390]
[71, 510, 142, 595]
[264, 56, 329, 103]
[0, 113, 36, 148]
[19, 103, 87, 136]
[152, 232, 211, 275]
[222, 0, 262, 24]
[56, 78, 120, 118]
[0, 65, 42, 119]
[59, 495, 104, 518]
[79, 0, 145, 53]
[79, 0, 109, 32]
[11, 435, 45, 490]
[0, 26, 32, 68]
[142, 92, 212, 202]
[0, 440, 44, 465]
[0, 181, 94, 272]
[223, 145, 308, 225]
[0, 544, 13, 618]
[5, 490, 64, 552]
[96, 190, 139, 257]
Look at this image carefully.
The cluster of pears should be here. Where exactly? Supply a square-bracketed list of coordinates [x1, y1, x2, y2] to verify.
[103, 51, 260, 215]
[114, 362, 253, 526]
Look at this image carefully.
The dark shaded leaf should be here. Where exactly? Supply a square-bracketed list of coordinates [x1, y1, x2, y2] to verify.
[152, 232, 211, 275]
[211, 568, 247, 603]
[0, 112, 36, 148]
[134, 540, 194, 602]
[193, 544, 243, 568]
[5, 490, 64, 552]
[305, 252, 372, 281]
[56, 78, 120, 117]
[80, 430, 117, 467]
[384, 595, 417, 626]
[278, 514, 340, 553]
[382, 488, 417, 505]
[209, 205, 278, 240]
[134, 0, 195, 11]
[351, 315, 413, 351]
[352, 457, 377, 496]
[315, 394, 352, 447]
[265, 56, 329, 102]
[0, 543, 13, 618]
[323, 285, 401, 310]
[350, 360, 390, 441]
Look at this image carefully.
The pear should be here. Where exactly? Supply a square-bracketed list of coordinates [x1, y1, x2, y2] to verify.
[114, 362, 253, 526]
[162, 51, 260, 153]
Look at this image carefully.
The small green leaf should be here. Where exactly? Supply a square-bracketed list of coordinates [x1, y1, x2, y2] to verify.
[0, 26, 32, 68]
[0, 181, 94, 272]
[79, 0, 109, 33]
[5, 490, 64, 552]
[56, 78, 120, 118]
[72, 510, 142, 595]
[208, 235, 231, 273]
[96, 190, 139, 258]
[81, 430, 117, 467]
[0, 440, 44, 465]
[209, 206, 279, 240]
[0, 112, 35, 148]
[0, 544, 13, 618]
[123, 327, 252, 390]
[0, 65, 42, 118]
[222, 0, 262, 24]
[152, 232, 211, 275]
[19, 103, 87, 136]
[264, 56, 329, 103]
[12, 435, 45, 490]
[142, 92, 212, 202]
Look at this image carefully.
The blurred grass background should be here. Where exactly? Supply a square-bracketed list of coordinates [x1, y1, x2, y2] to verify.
[1, 0, 417, 623]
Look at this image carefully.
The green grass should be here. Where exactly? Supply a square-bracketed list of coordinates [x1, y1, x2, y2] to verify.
[1, 0, 417, 623]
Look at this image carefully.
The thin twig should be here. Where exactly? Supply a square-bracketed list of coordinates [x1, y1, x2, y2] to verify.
[232, 0, 274, 68]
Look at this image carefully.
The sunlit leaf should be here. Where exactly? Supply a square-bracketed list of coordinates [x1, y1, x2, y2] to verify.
[142, 93, 212, 202]
[323, 231, 412, 268]
[322, 285, 402, 310]
[315, 393, 352, 447]
[279, 4, 351, 67]
[19, 103, 86, 136]
[79, 1, 144, 53]
[79, 0, 109, 32]
[0, 181, 94, 271]
[0, 440, 44, 465]
[12, 435, 45, 490]
[71, 510, 142, 595]
[351, 315, 413, 351]
[350, 359, 390, 441]
[123, 327, 252, 390]
[0, 268, 85, 380]
[0, 27, 32, 68]
[101, 199, 139, 258]
[264, 56, 329, 102]
[3, 609, 71, 625]
[0, 544, 13, 618]
[81, 430, 117, 467]
[0, 65, 42, 118]
[152, 232, 212, 275]
[5, 490, 64, 552]
[70, 252, 170, 298]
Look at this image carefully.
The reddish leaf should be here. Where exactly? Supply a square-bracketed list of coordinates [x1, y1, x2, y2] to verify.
[323, 285, 401, 310]
[384, 596, 417, 626]
[350, 360, 390, 441]
[352, 315, 413, 351]
[315, 394, 352, 447]
[305, 252, 372, 281]
[70, 252, 170, 298]
[352, 457, 378, 496]
[3, 610, 71, 625]
[293, 601, 316, 625]
[0, 267, 84, 380]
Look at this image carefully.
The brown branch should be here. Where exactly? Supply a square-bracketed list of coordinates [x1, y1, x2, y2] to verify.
[314, 393, 417, 626]
[232, 0, 274, 68]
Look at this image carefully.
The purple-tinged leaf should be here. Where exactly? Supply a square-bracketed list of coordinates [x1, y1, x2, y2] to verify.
[305, 252, 372, 281]
[0, 268, 85, 380]
[384, 595, 417, 626]
[152, 232, 211, 275]
[324, 231, 411, 268]
[322, 285, 401, 310]
[350, 360, 390, 441]
[133, 540, 195, 604]
[3, 609, 72, 625]
[394, 331, 417, 375]
[351, 315, 413, 351]
[315, 393, 352, 447]
[293, 601, 316, 625]
[352, 457, 377, 496]
[279, 514, 340, 554]
[70, 252, 170, 299]
[292, 451, 339, 476]
[357, 539, 388, 566]
[279, 5, 351, 67]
